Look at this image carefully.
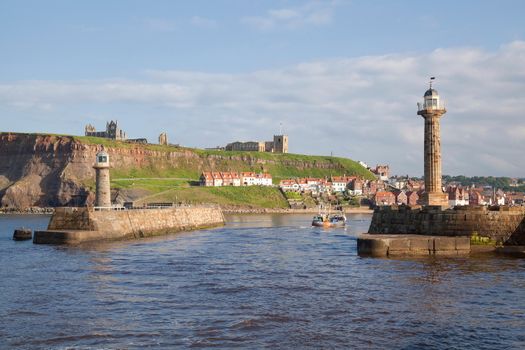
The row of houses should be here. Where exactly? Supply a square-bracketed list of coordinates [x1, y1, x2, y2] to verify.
[445, 186, 521, 206]
[373, 186, 525, 207]
[200, 172, 272, 187]
[279, 176, 368, 195]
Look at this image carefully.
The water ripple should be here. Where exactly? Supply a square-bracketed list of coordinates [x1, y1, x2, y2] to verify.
[0, 213, 524, 349]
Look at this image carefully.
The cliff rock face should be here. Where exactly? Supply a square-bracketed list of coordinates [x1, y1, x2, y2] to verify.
[0, 132, 371, 209]
[0, 133, 94, 208]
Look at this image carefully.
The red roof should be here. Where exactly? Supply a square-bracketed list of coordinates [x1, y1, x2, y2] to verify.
[375, 191, 395, 198]
[280, 180, 296, 186]
[332, 176, 357, 183]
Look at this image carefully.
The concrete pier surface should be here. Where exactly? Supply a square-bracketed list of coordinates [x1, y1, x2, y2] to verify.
[34, 206, 225, 244]
[357, 234, 470, 257]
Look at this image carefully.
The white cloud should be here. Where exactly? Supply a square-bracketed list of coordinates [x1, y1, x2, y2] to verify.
[1, 41, 525, 176]
[242, 1, 337, 30]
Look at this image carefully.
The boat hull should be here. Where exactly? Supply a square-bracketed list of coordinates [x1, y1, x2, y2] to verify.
[311, 220, 345, 228]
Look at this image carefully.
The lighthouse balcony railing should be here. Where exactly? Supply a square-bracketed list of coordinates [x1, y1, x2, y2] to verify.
[417, 100, 446, 112]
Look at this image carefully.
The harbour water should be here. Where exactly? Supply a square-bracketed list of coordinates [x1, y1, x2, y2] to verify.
[1, 213, 524, 349]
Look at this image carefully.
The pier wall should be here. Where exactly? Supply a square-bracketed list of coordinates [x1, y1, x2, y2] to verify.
[35, 206, 225, 244]
[368, 205, 525, 246]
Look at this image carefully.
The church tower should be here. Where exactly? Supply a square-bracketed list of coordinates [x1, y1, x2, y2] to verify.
[273, 135, 289, 153]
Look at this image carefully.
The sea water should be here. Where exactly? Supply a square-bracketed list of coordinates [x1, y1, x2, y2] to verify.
[1, 213, 524, 349]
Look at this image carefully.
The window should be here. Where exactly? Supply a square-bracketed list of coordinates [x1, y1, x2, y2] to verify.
[98, 156, 107, 163]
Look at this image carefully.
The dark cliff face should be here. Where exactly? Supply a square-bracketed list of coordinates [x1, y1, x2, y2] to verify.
[0, 133, 90, 208]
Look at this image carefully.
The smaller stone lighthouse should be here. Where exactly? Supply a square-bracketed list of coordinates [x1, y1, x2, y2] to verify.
[417, 78, 449, 207]
[93, 148, 111, 207]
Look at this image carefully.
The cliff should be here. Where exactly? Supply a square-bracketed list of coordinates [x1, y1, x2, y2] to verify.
[0, 132, 375, 209]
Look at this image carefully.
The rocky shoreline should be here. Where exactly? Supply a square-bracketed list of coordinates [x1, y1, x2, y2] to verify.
[0, 207, 55, 215]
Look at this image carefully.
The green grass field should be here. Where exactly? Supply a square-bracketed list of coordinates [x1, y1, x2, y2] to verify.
[130, 185, 289, 209]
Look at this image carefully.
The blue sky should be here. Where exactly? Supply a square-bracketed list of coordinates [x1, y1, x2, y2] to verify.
[1, 0, 525, 176]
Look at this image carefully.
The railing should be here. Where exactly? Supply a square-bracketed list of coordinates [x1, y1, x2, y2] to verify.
[94, 206, 127, 211]
[92, 202, 221, 211]
[417, 99, 446, 112]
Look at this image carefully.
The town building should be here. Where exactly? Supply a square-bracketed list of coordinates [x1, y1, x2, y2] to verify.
[393, 190, 408, 205]
[224, 135, 289, 153]
[372, 165, 390, 181]
[374, 191, 396, 206]
[447, 186, 469, 206]
[241, 172, 257, 186]
[331, 176, 356, 192]
[226, 141, 266, 152]
[350, 178, 364, 195]
[220, 172, 234, 186]
[255, 173, 273, 186]
[200, 172, 214, 187]
[231, 172, 241, 187]
[468, 190, 486, 206]
[211, 172, 223, 187]
[279, 179, 300, 192]
[405, 191, 420, 206]
[200, 172, 272, 187]
[389, 176, 408, 189]
[495, 189, 506, 205]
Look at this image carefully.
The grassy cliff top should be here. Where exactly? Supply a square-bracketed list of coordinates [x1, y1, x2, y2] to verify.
[71, 135, 375, 181]
[1, 132, 375, 181]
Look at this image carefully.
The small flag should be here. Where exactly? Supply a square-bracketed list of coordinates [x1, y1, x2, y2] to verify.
[430, 76, 435, 80]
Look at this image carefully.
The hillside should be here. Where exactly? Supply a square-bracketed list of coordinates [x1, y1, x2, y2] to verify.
[0, 132, 374, 209]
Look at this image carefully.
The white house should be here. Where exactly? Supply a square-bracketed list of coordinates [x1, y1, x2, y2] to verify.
[280, 179, 300, 191]
[331, 176, 348, 192]
[211, 172, 223, 187]
[231, 172, 241, 187]
[255, 173, 273, 186]
[241, 172, 257, 186]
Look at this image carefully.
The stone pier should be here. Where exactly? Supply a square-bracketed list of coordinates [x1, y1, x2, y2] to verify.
[358, 234, 470, 257]
[357, 205, 525, 257]
[34, 206, 225, 244]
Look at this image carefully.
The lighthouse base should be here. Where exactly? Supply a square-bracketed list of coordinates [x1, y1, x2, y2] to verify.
[422, 192, 449, 207]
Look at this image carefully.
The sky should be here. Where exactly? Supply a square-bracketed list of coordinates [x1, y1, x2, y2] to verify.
[1, 0, 525, 177]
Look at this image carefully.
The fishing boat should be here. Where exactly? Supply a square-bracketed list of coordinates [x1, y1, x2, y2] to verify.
[311, 207, 346, 228]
